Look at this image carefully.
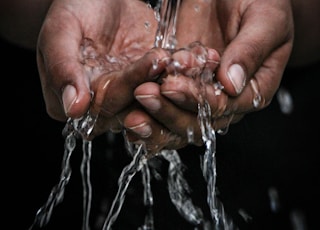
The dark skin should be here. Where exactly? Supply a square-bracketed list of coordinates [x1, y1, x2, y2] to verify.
[34, 0, 223, 147]
[1, 0, 319, 153]
[122, 0, 295, 152]
[36, 0, 161, 121]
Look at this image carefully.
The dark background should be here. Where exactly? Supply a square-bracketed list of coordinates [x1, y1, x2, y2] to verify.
[2, 37, 319, 230]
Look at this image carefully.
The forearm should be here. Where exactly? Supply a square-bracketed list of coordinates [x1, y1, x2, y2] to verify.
[288, 0, 320, 67]
[0, 0, 53, 49]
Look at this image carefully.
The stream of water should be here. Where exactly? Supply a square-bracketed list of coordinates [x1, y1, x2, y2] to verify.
[28, 1, 236, 229]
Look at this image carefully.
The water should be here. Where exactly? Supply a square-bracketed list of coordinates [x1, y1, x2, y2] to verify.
[101, 143, 146, 230]
[28, 1, 234, 229]
[154, 0, 181, 50]
[277, 86, 294, 115]
[194, 45, 236, 230]
[161, 150, 205, 226]
[28, 115, 96, 230]
[81, 139, 93, 230]
[140, 160, 154, 230]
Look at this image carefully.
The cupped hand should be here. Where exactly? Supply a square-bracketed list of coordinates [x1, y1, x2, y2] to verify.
[37, 0, 170, 137]
[123, 0, 294, 153]
[124, 43, 221, 153]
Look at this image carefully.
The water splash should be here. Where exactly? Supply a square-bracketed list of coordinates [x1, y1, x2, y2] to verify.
[154, 0, 181, 50]
[197, 74, 230, 229]
[140, 161, 155, 230]
[29, 1, 236, 229]
[81, 139, 93, 230]
[161, 150, 205, 227]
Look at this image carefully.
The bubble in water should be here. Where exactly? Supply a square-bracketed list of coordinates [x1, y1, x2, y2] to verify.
[277, 86, 294, 114]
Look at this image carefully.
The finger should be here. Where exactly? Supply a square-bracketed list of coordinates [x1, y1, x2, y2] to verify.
[160, 47, 220, 112]
[161, 75, 200, 112]
[223, 77, 270, 115]
[205, 75, 271, 119]
[166, 45, 220, 77]
[123, 109, 188, 155]
[217, 1, 294, 96]
[89, 102, 141, 139]
[90, 48, 171, 117]
[134, 82, 203, 145]
[161, 72, 257, 120]
[37, 12, 92, 121]
[88, 113, 122, 139]
[160, 72, 262, 128]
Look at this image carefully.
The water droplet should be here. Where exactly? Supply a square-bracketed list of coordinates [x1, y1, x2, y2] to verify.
[277, 87, 294, 114]
[250, 79, 262, 108]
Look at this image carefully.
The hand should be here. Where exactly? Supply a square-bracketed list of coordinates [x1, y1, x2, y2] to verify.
[122, 0, 294, 153]
[124, 43, 221, 153]
[37, 0, 170, 138]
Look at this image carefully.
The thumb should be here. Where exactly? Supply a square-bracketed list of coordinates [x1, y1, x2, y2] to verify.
[216, 2, 293, 96]
[37, 16, 92, 120]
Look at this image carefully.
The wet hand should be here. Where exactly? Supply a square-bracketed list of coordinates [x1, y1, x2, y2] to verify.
[37, 0, 164, 130]
[123, 44, 222, 153]
[123, 0, 294, 152]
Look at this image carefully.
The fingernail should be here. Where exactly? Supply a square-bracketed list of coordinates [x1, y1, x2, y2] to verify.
[161, 91, 186, 103]
[62, 85, 77, 115]
[136, 95, 161, 112]
[128, 122, 152, 138]
[227, 64, 246, 94]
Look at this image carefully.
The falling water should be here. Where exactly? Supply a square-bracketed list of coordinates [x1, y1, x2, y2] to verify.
[154, 0, 181, 50]
[81, 139, 93, 230]
[154, 0, 235, 227]
[198, 100, 237, 229]
[28, 114, 97, 230]
[29, 0, 236, 229]
[28, 129, 74, 230]
[140, 160, 154, 230]
[101, 143, 147, 230]
[161, 150, 205, 226]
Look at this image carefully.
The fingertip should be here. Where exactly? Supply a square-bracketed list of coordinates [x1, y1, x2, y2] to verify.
[62, 85, 77, 115]
[125, 48, 170, 84]
[207, 48, 221, 62]
[206, 48, 221, 72]
[216, 62, 246, 96]
[147, 48, 171, 77]
[227, 64, 246, 95]
[62, 84, 91, 118]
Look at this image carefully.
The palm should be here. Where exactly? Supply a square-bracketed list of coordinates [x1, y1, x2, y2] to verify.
[37, 0, 159, 121]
